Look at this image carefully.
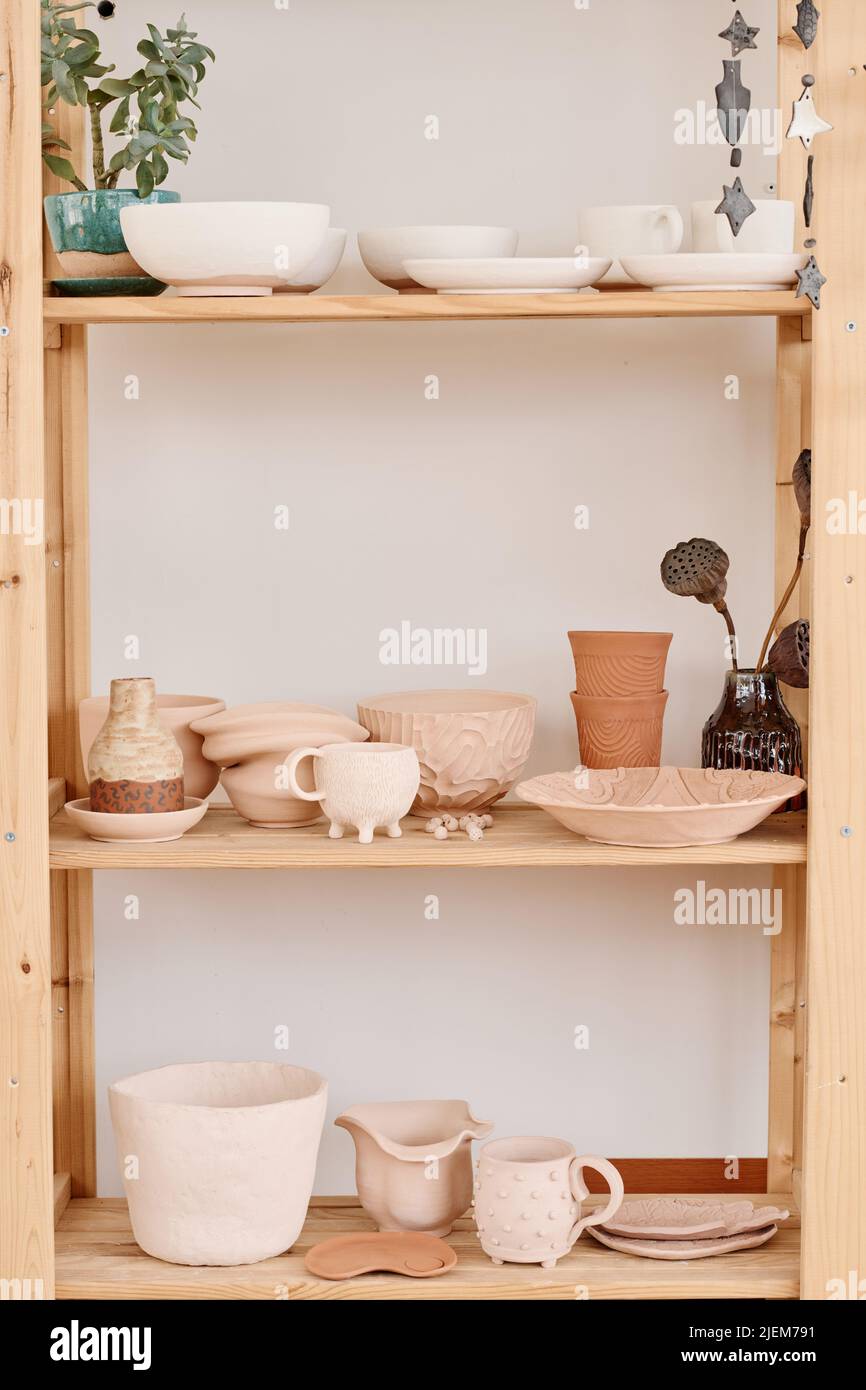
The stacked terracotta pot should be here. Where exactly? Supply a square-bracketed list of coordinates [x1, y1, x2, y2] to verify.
[568, 631, 671, 768]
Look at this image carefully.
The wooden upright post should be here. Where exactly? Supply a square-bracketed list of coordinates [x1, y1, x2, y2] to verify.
[0, 0, 54, 1298]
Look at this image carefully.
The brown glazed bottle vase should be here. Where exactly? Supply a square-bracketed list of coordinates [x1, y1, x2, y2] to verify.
[701, 670, 804, 810]
[88, 677, 184, 813]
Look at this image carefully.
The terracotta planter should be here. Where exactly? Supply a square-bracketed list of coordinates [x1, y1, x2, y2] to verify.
[336, 1100, 493, 1236]
[87, 677, 184, 812]
[80, 693, 224, 800]
[109, 1061, 327, 1266]
[474, 1137, 624, 1268]
[357, 691, 536, 816]
[567, 631, 672, 697]
[285, 742, 421, 842]
[189, 702, 369, 827]
[570, 690, 668, 768]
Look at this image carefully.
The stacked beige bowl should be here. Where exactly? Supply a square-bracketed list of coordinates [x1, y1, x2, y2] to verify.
[568, 632, 671, 768]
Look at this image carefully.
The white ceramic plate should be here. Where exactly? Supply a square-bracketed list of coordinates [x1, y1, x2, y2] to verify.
[402, 256, 612, 294]
[65, 796, 208, 843]
[620, 252, 808, 292]
[601, 1198, 790, 1242]
[588, 1224, 779, 1261]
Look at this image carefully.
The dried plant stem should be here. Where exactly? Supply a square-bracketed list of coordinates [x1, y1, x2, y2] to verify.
[757, 525, 808, 672]
[716, 602, 739, 672]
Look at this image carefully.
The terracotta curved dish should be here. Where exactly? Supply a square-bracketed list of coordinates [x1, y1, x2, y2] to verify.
[65, 796, 208, 843]
[601, 1198, 789, 1241]
[305, 1232, 457, 1280]
[568, 631, 672, 698]
[588, 1224, 779, 1260]
[515, 766, 807, 847]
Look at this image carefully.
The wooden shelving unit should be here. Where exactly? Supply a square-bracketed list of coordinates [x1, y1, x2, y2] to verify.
[2, 2, 865, 1303]
[54, 1194, 801, 1301]
[48, 803, 808, 871]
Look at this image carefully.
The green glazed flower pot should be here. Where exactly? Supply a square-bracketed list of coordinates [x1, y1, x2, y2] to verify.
[44, 189, 180, 293]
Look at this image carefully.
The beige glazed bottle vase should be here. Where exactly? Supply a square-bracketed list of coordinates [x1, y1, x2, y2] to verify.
[88, 677, 184, 813]
[474, 1137, 624, 1268]
[336, 1100, 494, 1235]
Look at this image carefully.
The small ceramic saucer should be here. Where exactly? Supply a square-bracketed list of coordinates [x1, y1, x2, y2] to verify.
[50, 276, 167, 297]
[65, 796, 208, 843]
[601, 1198, 790, 1242]
[588, 1224, 779, 1260]
[305, 1232, 457, 1280]
[402, 256, 612, 294]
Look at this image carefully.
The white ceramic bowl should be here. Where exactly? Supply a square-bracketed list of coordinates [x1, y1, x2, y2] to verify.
[357, 225, 519, 291]
[403, 256, 612, 294]
[275, 227, 347, 292]
[119, 201, 330, 296]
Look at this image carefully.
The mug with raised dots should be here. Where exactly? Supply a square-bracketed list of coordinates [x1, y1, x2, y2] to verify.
[474, 1136, 624, 1268]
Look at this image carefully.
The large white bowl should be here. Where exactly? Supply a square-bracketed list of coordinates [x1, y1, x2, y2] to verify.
[357, 225, 518, 291]
[275, 227, 346, 292]
[120, 201, 330, 296]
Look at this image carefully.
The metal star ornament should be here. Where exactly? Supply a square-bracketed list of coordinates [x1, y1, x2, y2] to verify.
[716, 177, 756, 237]
[719, 11, 759, 56]
[787, 76, 833, 150]
[796, 255, 826, 309]
[793, 1, 820, 50]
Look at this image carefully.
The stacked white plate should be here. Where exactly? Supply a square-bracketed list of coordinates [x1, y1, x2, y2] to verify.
[620, 252, 808, 292]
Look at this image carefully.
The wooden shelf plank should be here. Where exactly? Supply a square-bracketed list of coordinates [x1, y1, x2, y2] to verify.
[48, 803, 807, 870]
[42, 290, 810, 327]
[54, 1194, 800, 1301]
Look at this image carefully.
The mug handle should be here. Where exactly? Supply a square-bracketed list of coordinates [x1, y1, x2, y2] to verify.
[283, 746, 323, 801]
[653, 206, 684, 252]
[567, 1155, 625, 1245]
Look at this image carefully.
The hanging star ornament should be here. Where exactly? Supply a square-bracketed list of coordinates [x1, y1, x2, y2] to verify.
[719, 11, 759, 56]
[787, 76, 833, 150]
[793, 1, 820, 50]
[716, 177, 756, 236]
[796, 255, 826, 309]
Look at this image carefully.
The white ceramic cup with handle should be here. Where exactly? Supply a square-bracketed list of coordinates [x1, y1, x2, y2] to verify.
[474, 1136, 625, 1268]
[284, 741, 420, 844]
[578, 205, 684, 286]
[691, 199, 795, 254]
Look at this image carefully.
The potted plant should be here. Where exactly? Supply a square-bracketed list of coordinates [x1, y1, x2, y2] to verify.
[660, 451, 810, 795]
[42, 3, 214, 294]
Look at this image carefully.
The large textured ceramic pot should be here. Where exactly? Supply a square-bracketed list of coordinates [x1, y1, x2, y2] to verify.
[189, 702, 369, 827]
[357, 691, 536, 816]
[335, 1100, 493, 1236]
[701, 670, 804, 811]
[44, 189, 179, 295]
[570, 690, 668, 768]
[568, 631, 672, 697]
[87, 677, 184, 813]
[109, 1061, 327, 1266]
[80, 694, 224, 800]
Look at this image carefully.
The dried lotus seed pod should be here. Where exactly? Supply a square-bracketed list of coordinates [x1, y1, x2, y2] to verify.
[660, 538, 730, 606]
[793, 449, 812, 528]
[768, 619, 810, 688]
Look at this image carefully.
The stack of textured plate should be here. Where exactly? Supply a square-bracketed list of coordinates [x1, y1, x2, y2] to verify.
[588, 1198, 790, 1260]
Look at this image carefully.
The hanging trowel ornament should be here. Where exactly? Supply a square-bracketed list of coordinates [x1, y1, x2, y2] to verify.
[715, 60, 751, 147]
[787, 76, 833, 150]
[795, 255, 826, 310]
[719, 11, 759, 57]
[716, 177, 756, 236]
[793, 0, 820, 50]
[803, 155, 815, 228]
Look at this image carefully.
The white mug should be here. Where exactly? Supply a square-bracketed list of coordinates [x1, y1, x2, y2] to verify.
[474, 1137, 624, 1268]
[284, 741, 420, 844]
[578, 204, 684, 285]
[691, 199, 795, 254]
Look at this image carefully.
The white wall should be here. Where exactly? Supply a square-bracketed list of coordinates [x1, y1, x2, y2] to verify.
[90, 0, 781, 1194]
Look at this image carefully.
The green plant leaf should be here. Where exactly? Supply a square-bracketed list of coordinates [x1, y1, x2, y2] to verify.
[98, 77, 136, 98]
[51, 58, 78, 104]
[146, 24, 167, 55]
[109, 95, 131, 134]
[136, 161, 155, 198]
[42, 151, 86, 190]
[151, 150, 169, 185]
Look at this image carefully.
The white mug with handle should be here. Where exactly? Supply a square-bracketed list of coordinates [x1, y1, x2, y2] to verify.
[474, 1136, 625, 1267]
[283, 740, 420, 844]
[579, 204, 684, 286]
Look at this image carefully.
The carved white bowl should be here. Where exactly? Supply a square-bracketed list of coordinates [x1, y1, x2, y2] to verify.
[515, 766, 806, 847]
[357, 690, 536, 815]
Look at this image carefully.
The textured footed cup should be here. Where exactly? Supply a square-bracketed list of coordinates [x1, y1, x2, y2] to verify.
[568, 631, 672, 697]
[357, 690, 536, 815]
[88, 677, 184, 813]
[336, 1099, 493, 1236]
[474, 1137, 624, 1268]
[284, 741, 420, 843]
[570, 690, 668, 768]
[109, 1061, 327, 1266]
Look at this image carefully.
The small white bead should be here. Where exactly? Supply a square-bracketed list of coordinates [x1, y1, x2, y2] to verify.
[433, 825, 448, 840]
